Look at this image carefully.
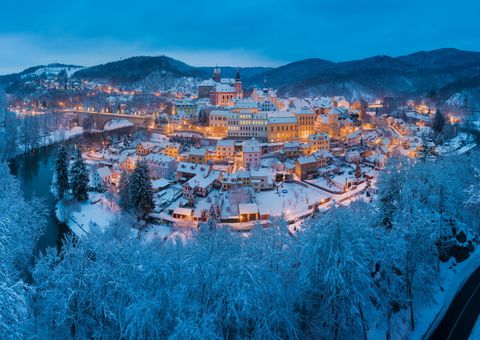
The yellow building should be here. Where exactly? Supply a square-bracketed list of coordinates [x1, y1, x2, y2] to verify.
[267, 116, 298, 143]
[304, 133, 330, 155]
[188, 147, 207, 164]
[294, 108, 317, 139]
[162, 143, 181, 159]
[315, 111, 340, 137]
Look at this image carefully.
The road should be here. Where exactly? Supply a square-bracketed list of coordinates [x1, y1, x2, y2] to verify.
[428, 266, 480, 340]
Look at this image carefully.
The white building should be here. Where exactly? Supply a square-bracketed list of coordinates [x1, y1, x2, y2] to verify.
[209, 109, 231, 129]
[90, 166, 112, 189]
[227, 111, 268, 140]
[145, 153, 176, 180]
[242, 138, 261, 170]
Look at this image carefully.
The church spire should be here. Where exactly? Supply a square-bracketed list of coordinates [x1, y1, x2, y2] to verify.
[213, 65, 221, 82]
[235, 67, 241, 81]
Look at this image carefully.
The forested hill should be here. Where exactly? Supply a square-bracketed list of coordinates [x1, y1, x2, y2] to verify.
[72, 56, 206, 84]
[2, 48, 480, 106]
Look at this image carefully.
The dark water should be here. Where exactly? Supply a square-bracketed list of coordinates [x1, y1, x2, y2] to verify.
[9, 127, 136, 255]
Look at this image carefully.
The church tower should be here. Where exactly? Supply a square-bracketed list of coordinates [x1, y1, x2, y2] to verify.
[234, 67, 243, 98]
[213, 66, 221, 82]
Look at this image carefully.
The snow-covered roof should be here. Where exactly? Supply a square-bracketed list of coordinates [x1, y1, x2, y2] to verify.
[152, 178, 171, 190]
[96, 166, 112, 178]
[176, 162, 210, 176]
[294, 106, 315, 115]
[146, 153, 175, 163]
[189, 147, 207, 157]
[239, 203, 259, 215]
[284, 141, 301, 149]
[250, 168, 273, 178]
[233, 99, 258, 109]
[309, 133, 329, 141]
[209, 109, 231, 117]
[173, 207, 192, 217]
[268, 116, 297, 124]
[186, 170, 220, 189]
[213, 83, 235, 93]
[242, 139, 260, 153]
[297, 156, 317, 165]
[216, 139, 235, 147]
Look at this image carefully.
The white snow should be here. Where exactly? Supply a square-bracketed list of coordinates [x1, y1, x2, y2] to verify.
[413, 250, 480, 338]
[103, 119, 134, 131]
[254, 182, 329, 219]
[56, 192, 119, 236]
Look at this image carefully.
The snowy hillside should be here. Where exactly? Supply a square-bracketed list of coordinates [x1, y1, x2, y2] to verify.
[20, 64, 84, 79]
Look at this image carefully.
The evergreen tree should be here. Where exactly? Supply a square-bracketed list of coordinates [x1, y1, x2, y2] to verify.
[55, 145, 69, 199]
[355, 163, 362, 179]
[118, 170, 131, 210]
[69, 148, 89, 201]
[432, 109, 445, 135]
[129, 159, 154, 219]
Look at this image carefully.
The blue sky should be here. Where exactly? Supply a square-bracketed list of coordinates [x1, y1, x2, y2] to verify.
[0, 0, 479, 74]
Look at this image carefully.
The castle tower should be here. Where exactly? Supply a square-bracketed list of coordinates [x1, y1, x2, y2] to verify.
[262, 78, 268, 94]
[234, 67, 243, 98]
[213, 66, 221, 82]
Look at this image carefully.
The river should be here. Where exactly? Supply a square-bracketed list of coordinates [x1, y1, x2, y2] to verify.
[9, 126, 137, 256]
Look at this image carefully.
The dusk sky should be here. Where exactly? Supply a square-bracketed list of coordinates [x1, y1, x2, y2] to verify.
[1, 0, 479, 74]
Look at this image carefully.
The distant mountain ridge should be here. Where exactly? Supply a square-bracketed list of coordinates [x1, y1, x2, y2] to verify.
[72, 56, 206, 84]
[2, 48, 480, 106]
[244, 49, 480, 104]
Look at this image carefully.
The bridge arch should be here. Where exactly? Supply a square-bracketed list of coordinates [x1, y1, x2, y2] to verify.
[75, 111, 155, 130]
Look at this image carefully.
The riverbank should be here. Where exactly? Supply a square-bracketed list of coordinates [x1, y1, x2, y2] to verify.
[10, 125, 138, 256]
[14, 120, 134, 158]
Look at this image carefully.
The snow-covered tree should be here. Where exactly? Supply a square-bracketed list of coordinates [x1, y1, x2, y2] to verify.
[118, 170, 131, 210]
[54, 145, 69, 199]
[129, 159, 154, 219]
[0, 102, 19, 160]
[0, 163, 47, 337]
[377, 159, 407, 229]
[297, 202, 377, 339]
[432, 109, 445, 135]
[355, 162, 362, 179]
[69, 148, 89, 201]
[466, 162, 480, 206]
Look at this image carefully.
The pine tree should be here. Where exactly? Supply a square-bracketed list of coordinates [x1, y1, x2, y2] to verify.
[354, 163, 362, 179]
[55, 145, 69, 199]
[129, 159, 154, 219]
[432, 109, 445, 135]
[118, 170, 131, 210]
[70, 148, 89, 201]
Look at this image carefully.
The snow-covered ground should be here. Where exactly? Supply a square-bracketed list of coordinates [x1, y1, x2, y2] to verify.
[436, 133, 477, 155]
[103, 119, 134, 131]
[56, 192, 119, 236]
[413, 250, 480, 338]
[367, 250, 480, 339]
[254, 182, 329, 219]
[57, 192, 175, 241]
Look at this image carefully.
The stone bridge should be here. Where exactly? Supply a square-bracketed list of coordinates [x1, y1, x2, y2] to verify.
[72, 111, 155, 130]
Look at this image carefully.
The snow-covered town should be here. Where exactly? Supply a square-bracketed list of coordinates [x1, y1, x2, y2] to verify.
[43, 67, 477, 240]
[2, 1, 480, 339]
